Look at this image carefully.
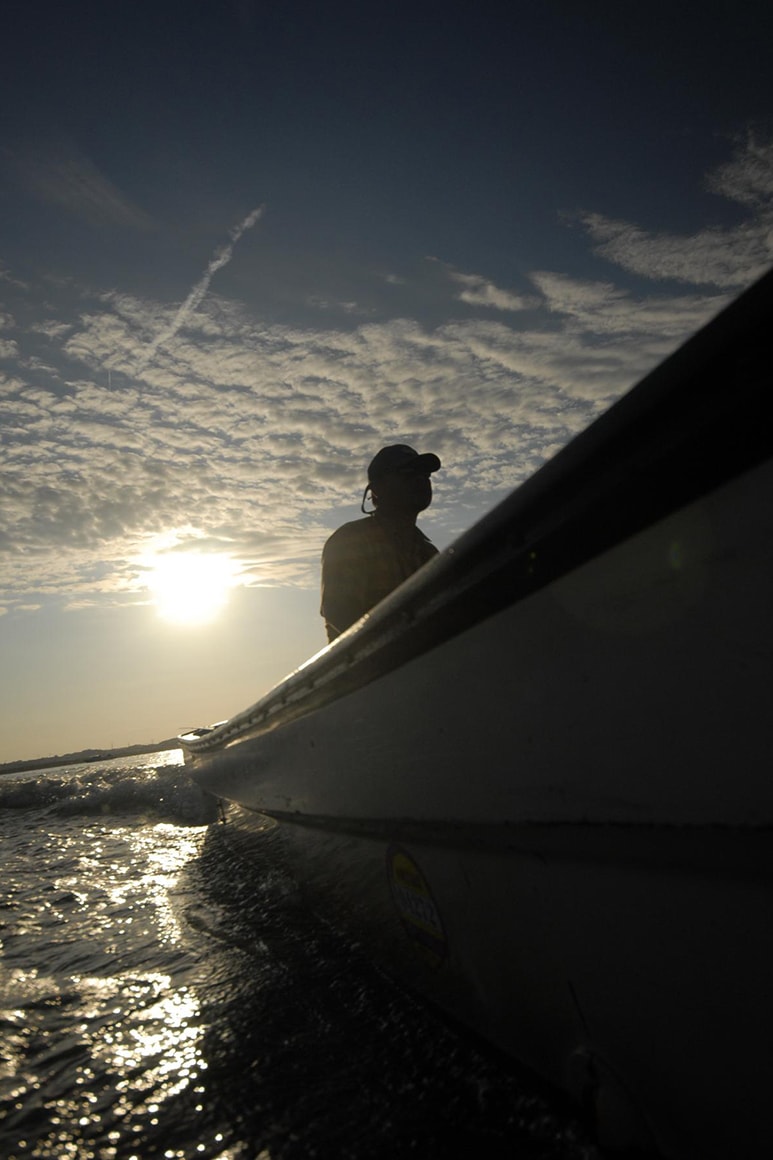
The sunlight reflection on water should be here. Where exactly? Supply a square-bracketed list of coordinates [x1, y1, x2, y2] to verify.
[1, 757, 597, 1160]
[0, 809, 222, 1159]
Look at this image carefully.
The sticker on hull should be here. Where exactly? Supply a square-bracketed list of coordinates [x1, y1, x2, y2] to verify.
[386, 845, 447, 969]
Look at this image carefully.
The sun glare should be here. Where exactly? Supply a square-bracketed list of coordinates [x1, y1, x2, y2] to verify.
[146, 552, 238, 625]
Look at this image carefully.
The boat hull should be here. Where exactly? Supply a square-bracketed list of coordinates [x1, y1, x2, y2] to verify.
[188, 455, 773, 829]
[188, 457, 773, 1158]
[182, 270, 773, 1158]
[244, 812, 770, 1160]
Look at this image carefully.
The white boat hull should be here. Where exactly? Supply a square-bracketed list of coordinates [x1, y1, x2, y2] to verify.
[182, 271, 773, 1158]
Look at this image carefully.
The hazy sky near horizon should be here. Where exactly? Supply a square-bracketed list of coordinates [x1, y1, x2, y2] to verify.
[2, 0, 772, 761]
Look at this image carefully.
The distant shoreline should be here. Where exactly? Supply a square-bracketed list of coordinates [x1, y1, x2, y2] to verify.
[0, 740, 181, 776]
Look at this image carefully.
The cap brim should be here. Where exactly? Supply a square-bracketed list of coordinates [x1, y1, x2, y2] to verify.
[413, 452, 441, 474]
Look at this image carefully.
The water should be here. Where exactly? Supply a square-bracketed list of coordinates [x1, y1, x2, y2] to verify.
[0, 752, 600, 1160]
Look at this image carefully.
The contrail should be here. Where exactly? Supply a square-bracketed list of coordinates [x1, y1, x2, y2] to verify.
[138, 204, 264, 371]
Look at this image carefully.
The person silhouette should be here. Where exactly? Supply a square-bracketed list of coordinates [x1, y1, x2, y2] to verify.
[320, 444, 441, 641]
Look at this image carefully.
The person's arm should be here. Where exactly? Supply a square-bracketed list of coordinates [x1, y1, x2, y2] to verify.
[320, 527, 369, 642]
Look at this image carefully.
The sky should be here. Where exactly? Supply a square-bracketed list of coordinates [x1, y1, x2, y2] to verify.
[1, 0, 772, 762]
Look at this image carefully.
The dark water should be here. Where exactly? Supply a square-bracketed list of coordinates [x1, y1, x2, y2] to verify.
[0, 753, 600, 1159]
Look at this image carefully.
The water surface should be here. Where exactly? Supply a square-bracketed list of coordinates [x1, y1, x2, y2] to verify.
[0, 752, 599, 1159]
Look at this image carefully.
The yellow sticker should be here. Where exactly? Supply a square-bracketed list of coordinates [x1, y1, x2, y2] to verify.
[387, 845, 447, 968]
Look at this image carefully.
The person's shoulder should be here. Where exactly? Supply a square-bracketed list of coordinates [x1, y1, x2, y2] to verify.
[415, 525, 438, 553]
[323, 517, 377, 551]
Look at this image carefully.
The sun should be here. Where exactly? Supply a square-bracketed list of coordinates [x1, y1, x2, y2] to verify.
[146, 552, 239, 625]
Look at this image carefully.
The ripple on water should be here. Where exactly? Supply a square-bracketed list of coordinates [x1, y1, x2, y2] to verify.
[0, 797, 599, 1160]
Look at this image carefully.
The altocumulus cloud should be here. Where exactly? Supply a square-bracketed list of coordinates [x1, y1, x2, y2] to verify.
[579, 135, 773, 289]
[1, 138, 770, 613]
[430, 260, 538, 313]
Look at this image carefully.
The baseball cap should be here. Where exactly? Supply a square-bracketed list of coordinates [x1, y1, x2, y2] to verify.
[367, 444, 441, 483]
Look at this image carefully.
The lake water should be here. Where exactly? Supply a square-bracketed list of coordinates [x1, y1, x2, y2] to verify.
[0, 751, 600, 1159]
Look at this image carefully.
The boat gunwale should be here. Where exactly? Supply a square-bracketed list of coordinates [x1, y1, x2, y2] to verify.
[180, 268, 773, 758]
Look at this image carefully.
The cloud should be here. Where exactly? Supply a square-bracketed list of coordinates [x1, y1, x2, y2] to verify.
[707, 133, 773, 207]
[136, 205, 264, 370]
[578, 212, 772, 289]
[577, 137, 773, 289]
[530, 271, 724, 343]
[308, 296, 371, 315]
[31, 320, 73, 340]
[1, 138, 767, 612]
[0, 271, 721, 611]
[0, 262, 29, 290]
[7, 140, 155, 231]
[432, 259, 536, 312]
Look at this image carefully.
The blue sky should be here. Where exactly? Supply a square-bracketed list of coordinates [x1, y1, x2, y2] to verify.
[2, 0, 772, 761]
